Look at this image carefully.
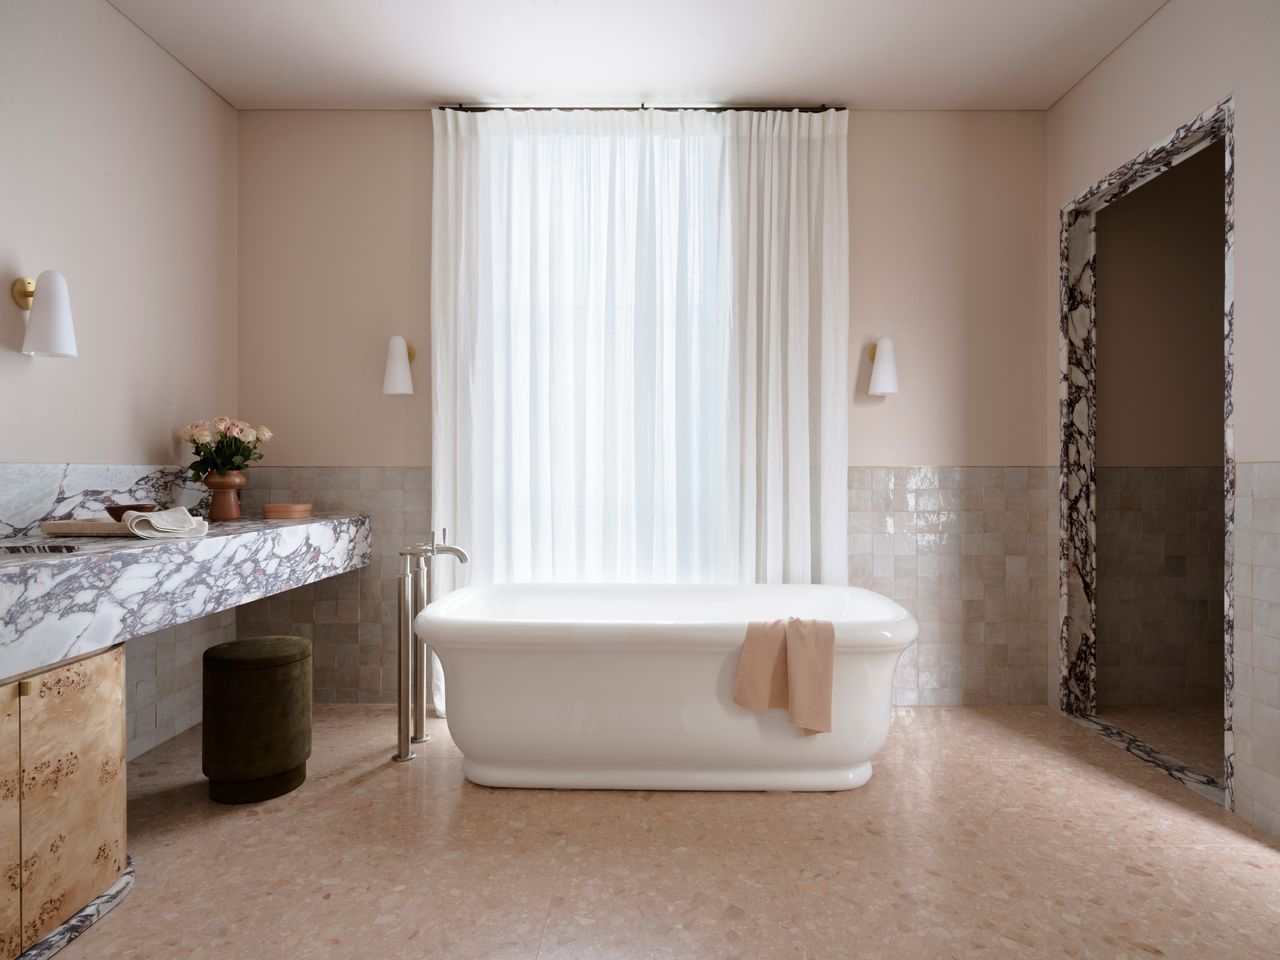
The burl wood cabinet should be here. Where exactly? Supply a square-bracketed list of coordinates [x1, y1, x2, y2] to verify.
[0, 645, 127, 957]
[0, 683, 19, 959]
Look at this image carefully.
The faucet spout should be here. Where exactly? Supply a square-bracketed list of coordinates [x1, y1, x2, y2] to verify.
[433, 544, 469, 564]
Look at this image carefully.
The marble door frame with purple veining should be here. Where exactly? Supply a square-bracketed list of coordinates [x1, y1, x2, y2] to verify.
[1058, 97, 1236, 803]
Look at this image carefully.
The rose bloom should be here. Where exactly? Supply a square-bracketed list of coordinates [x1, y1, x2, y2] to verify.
[193, 428, 213, 444]
[212, 415, 233, 432]
[240, 426, 257, 444]
[226, 421, 246, 439]
[256, 425, 273, 442]
[179, 420, 208, 444]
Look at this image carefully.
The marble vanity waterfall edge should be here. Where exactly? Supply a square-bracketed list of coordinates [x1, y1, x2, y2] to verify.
[0, 515, 371, 681]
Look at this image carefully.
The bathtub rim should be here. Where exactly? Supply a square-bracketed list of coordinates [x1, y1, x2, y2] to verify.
[417, 583, 919, 653]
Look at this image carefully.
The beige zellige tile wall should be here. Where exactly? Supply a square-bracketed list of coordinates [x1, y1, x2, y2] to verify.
[847, 467, 1056, 706]
[125, 610, 236, 760]
[237, 466, 431, 703]
[237, 465, 1055, 708]
[1229, 462, 1280, 836]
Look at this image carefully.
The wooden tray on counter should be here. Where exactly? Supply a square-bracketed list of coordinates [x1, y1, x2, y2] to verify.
[39, 519, 131, 537]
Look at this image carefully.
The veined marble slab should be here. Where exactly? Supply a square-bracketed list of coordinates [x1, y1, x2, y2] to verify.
[0, 463, 210, 538]
[0, 515, 371, 682]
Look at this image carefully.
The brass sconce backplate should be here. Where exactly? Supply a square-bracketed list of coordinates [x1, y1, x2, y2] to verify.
[11, 277, 35, 310]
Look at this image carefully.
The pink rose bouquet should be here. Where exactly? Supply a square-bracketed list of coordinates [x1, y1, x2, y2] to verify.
[179, 418, 273, 479]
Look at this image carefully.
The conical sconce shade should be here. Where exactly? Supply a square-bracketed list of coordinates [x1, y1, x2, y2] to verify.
[868, 337, 898, 397]
[22, 270, 77, 358]
[383, 335, 414, 395]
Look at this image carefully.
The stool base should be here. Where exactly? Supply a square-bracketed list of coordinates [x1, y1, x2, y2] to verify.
[208, 762, 307, 804]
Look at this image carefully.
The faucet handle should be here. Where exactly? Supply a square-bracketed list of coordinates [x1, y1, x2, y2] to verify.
[440, 527, 448, 544]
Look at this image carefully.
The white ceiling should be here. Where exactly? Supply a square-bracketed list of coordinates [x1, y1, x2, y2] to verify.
[108, 0, 1167, 111]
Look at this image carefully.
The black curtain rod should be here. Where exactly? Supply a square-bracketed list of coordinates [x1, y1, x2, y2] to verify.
[444, 104, 844, 114]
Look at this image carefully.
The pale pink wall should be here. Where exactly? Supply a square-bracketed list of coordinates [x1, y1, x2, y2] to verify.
[236, 111, 432, 467]
[238, 109, 1047, 468]
[849, 111, 1047, 467]
[0, 0, 238, 464]
[1046, 0, 1280, 465]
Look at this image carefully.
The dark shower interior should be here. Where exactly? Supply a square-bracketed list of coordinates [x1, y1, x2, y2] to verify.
[1093, 138, 1227, 780]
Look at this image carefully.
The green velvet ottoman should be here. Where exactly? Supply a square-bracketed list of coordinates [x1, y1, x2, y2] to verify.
[202, 635, 313, 804]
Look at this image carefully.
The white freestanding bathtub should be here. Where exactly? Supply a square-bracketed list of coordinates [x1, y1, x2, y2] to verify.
[415, 584, 917, 791]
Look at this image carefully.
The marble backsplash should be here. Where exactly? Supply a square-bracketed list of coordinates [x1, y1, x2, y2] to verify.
[0, 462, 209, 536]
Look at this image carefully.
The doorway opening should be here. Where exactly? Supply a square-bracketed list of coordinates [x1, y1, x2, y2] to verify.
[1058, 99, 1234, 805]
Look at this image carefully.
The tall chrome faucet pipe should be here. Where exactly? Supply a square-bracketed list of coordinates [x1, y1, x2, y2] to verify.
[411, 550, 430, 744]
[395, 529, 469, 763]
[392, 546, 422, 763]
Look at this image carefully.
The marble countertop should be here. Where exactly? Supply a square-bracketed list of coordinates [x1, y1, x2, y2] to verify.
[0, 514, 371, 682]
[0, 516, 350, 566]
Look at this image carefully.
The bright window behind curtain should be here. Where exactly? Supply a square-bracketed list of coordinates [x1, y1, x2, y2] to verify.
[432, 108, 848, 588]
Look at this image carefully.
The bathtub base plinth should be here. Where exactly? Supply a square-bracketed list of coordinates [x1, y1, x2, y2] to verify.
[461, 758, 874, 792]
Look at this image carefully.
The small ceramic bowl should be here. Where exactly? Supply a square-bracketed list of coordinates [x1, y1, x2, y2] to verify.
[106, 503, 158, 522]
[262, 503, 312, 520]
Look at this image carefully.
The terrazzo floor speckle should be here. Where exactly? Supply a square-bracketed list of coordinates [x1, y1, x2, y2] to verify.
[65, 705, 1280, 959]
[1095, 703, 1225, 781]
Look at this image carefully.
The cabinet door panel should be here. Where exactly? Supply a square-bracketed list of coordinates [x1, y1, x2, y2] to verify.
[0, 682, 18, 960]
[19, 647, 126, 949]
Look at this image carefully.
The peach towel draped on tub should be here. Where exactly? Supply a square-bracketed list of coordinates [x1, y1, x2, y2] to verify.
[732, 618, 835, 735]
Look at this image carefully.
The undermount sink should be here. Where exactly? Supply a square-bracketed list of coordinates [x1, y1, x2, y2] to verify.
[0, 542, 82, 554]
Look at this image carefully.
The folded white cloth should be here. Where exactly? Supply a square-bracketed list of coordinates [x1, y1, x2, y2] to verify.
[122, 507, 209, 540]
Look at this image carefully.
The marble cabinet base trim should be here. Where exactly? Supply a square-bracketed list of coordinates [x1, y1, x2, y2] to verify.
[1070, 714, 1224, 805]
[17, 856, 134, 960]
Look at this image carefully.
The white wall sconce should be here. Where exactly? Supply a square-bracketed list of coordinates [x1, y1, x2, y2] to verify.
[383, 335, 415, 395]
[868, 337, 899, 397]
[11, 271, 77, 358]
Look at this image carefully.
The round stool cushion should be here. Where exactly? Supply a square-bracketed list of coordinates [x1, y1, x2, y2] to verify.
[202, 635, 312, 804]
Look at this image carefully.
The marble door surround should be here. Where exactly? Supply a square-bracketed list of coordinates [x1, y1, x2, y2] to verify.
[1058, 98, 1235, 800]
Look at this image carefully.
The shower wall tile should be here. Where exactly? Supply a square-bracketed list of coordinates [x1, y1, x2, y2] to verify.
[1094, 467, 1224, 707]
[236, 466, 431, 704]
[848, 466, 1056, 706]
[1233, 461, 1280, 838]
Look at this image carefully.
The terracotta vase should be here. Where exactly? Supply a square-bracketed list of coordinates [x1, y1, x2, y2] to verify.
[203, 470, 247, 522]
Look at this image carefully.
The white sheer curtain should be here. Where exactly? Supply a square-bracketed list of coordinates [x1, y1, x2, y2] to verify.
[432, 107, 848, 589]
[722, 111, 849, 585]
